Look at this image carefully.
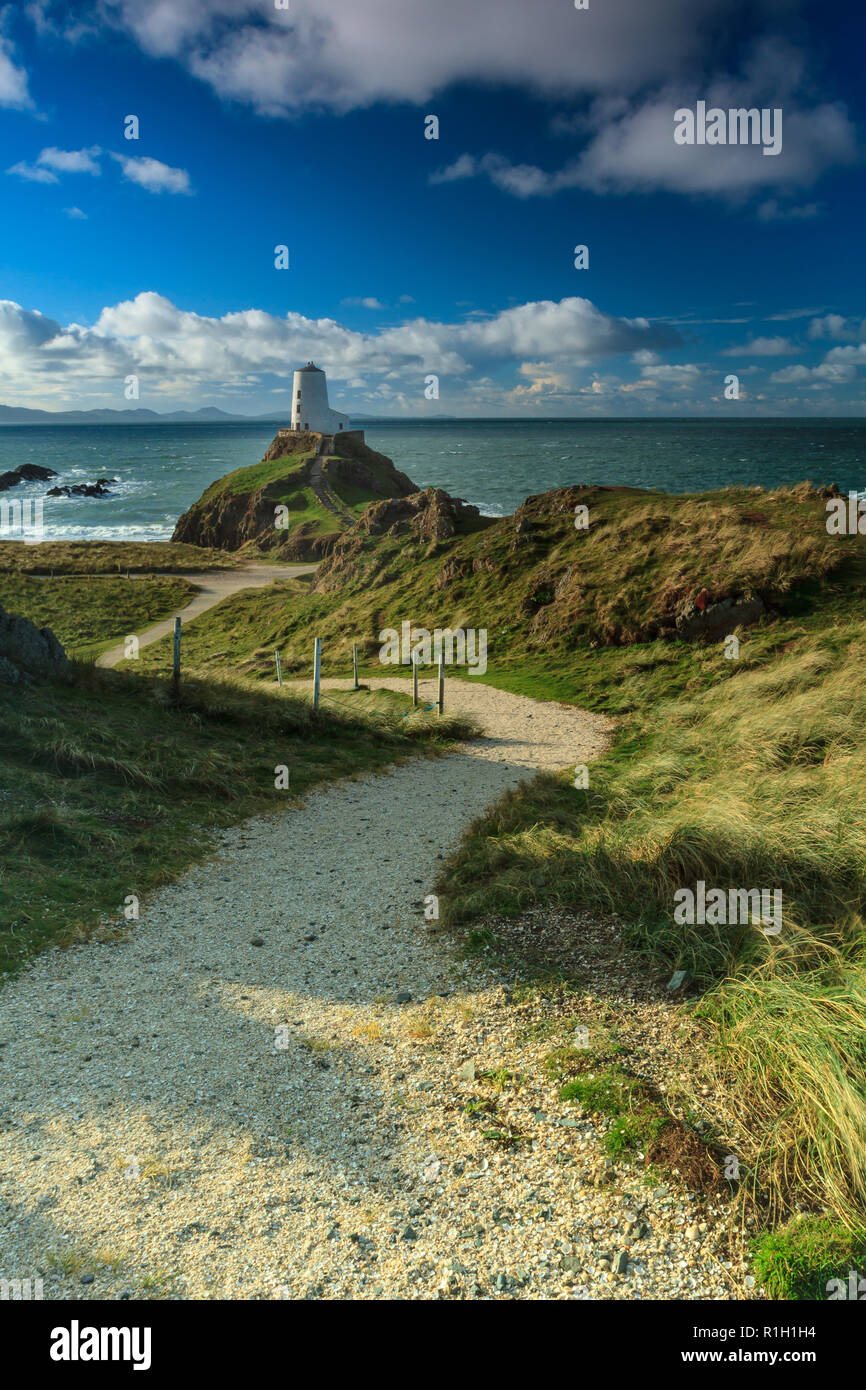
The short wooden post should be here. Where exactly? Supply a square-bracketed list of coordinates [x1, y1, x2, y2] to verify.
[172, 617, 181, 696]
[313, 636, 322, 710]
[352, 643, 359, 690]
[438, 650, 445, 716]
[413, 652, 419, 707]
[275, 649, 283, 687]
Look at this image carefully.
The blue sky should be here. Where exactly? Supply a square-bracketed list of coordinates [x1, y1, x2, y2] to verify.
[0, 0, 864, 416]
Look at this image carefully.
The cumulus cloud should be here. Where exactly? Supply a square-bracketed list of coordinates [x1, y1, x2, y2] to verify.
[0, 36, 32, 109]
[808, 313, 866, 341]
[7, 159, 58, 183]
[0, 290, 682, 405]
[722, 336, 796, 356]
[430, 39, 857, 200]
[771, 342, 866, 385]
[85, 0, 735, 116]
[63, 206, 87, 219]
[110, 154, 192, 194]
[8, 145, 103, 182]
[39, 145, 102, 174]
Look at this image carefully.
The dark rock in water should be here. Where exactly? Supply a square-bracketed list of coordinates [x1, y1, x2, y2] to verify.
[0, 605, 70, 683]
[0, 465, 58, 490]
[16, 464, 57, 482]
[46, 479, 114, 498]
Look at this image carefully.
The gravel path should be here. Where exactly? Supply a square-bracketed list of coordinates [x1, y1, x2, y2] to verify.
[0, 678, 749, 1300]
[96, 563, 315, 669]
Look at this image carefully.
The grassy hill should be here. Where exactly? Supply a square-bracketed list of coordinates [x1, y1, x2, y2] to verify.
[171, 429, 420, 560]
[0, 573, 194, 659]
[130, 481, 855, 695]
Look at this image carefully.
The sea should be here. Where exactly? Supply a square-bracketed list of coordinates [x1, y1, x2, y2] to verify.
[1, 418, 864, 544]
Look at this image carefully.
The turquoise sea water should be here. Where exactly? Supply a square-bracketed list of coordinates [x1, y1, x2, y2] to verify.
[0, 418, 864, 543]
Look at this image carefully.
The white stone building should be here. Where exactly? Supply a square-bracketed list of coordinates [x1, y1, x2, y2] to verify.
[290, 362, 349, 433]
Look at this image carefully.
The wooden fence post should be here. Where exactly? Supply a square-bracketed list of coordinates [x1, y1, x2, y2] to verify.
[438, 650, 445, 716]
[413, 652, 419, 706]
[313, 636, 322, 710]
[275, 649, 283, 687]
[172, 617, 181, 697]
[352, 643, 359, 690]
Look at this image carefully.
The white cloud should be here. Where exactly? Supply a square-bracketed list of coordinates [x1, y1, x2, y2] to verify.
[63, 205, 87, 219]
[0, 36, 32, 109]
[110, 154, 192, 194]
[92, 0, 736, 116]
[341, 297, 385, 309]
[771, 344, 866, 385]
[0, 290, 682, 406]
[7, 159, 57, 183]
[7, 146, 102, 182]
[39, 145, 101, 174]
[722, 336, 796, 356]
[6, 287, 863, 415]
[430, 39, 857, 200]
[808, 314, 866, 342]
[757, 198, 821, 221]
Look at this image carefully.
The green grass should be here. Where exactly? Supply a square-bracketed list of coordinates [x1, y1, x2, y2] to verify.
[0, 665, 476, 976]
[0, 540, 241, 574]
[752, 1217, 866, 1300]
[434, 570, 866, 1236]
[193, 445, 317, 503]
[4, 475, 864, 1290]
[118, 483, 857, 695]
[0, 573, 193, 658]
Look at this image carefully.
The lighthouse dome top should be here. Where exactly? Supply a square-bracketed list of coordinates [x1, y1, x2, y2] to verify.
[298, 361, 323, 373]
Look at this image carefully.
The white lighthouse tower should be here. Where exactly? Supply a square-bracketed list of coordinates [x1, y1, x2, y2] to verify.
[290, 362, 349, 433]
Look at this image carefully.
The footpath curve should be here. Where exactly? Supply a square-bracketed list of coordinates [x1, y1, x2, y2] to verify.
[0, 676, 748, 1300]
[96, 562, 315, 668]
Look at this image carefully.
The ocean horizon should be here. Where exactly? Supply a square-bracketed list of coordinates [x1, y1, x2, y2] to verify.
[1, 416, 864, 544]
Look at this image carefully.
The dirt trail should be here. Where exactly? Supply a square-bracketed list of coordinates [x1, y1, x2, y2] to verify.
[0, 677, 746, 1300]
[96, 563, 315, 668]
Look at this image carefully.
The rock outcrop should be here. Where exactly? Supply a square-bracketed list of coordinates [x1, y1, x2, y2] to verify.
[314, 489, 481, 592]
[0, 605, 70, 683]
[172, 431, 420, 560]
[675, 593, 766, 639]
[46, 478, 117, 498]
[0, 464, 57, 491]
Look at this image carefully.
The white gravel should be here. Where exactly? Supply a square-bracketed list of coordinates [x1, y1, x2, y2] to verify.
[0, 677, 749, 1299]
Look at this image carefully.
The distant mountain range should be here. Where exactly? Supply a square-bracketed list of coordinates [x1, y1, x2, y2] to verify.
[0, 404, 414, 426]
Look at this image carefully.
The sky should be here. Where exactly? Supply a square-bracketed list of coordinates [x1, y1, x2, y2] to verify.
[0, 0, 864, 418]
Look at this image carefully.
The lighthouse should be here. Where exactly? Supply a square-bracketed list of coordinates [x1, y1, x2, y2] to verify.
[290, 362, 349, 433]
